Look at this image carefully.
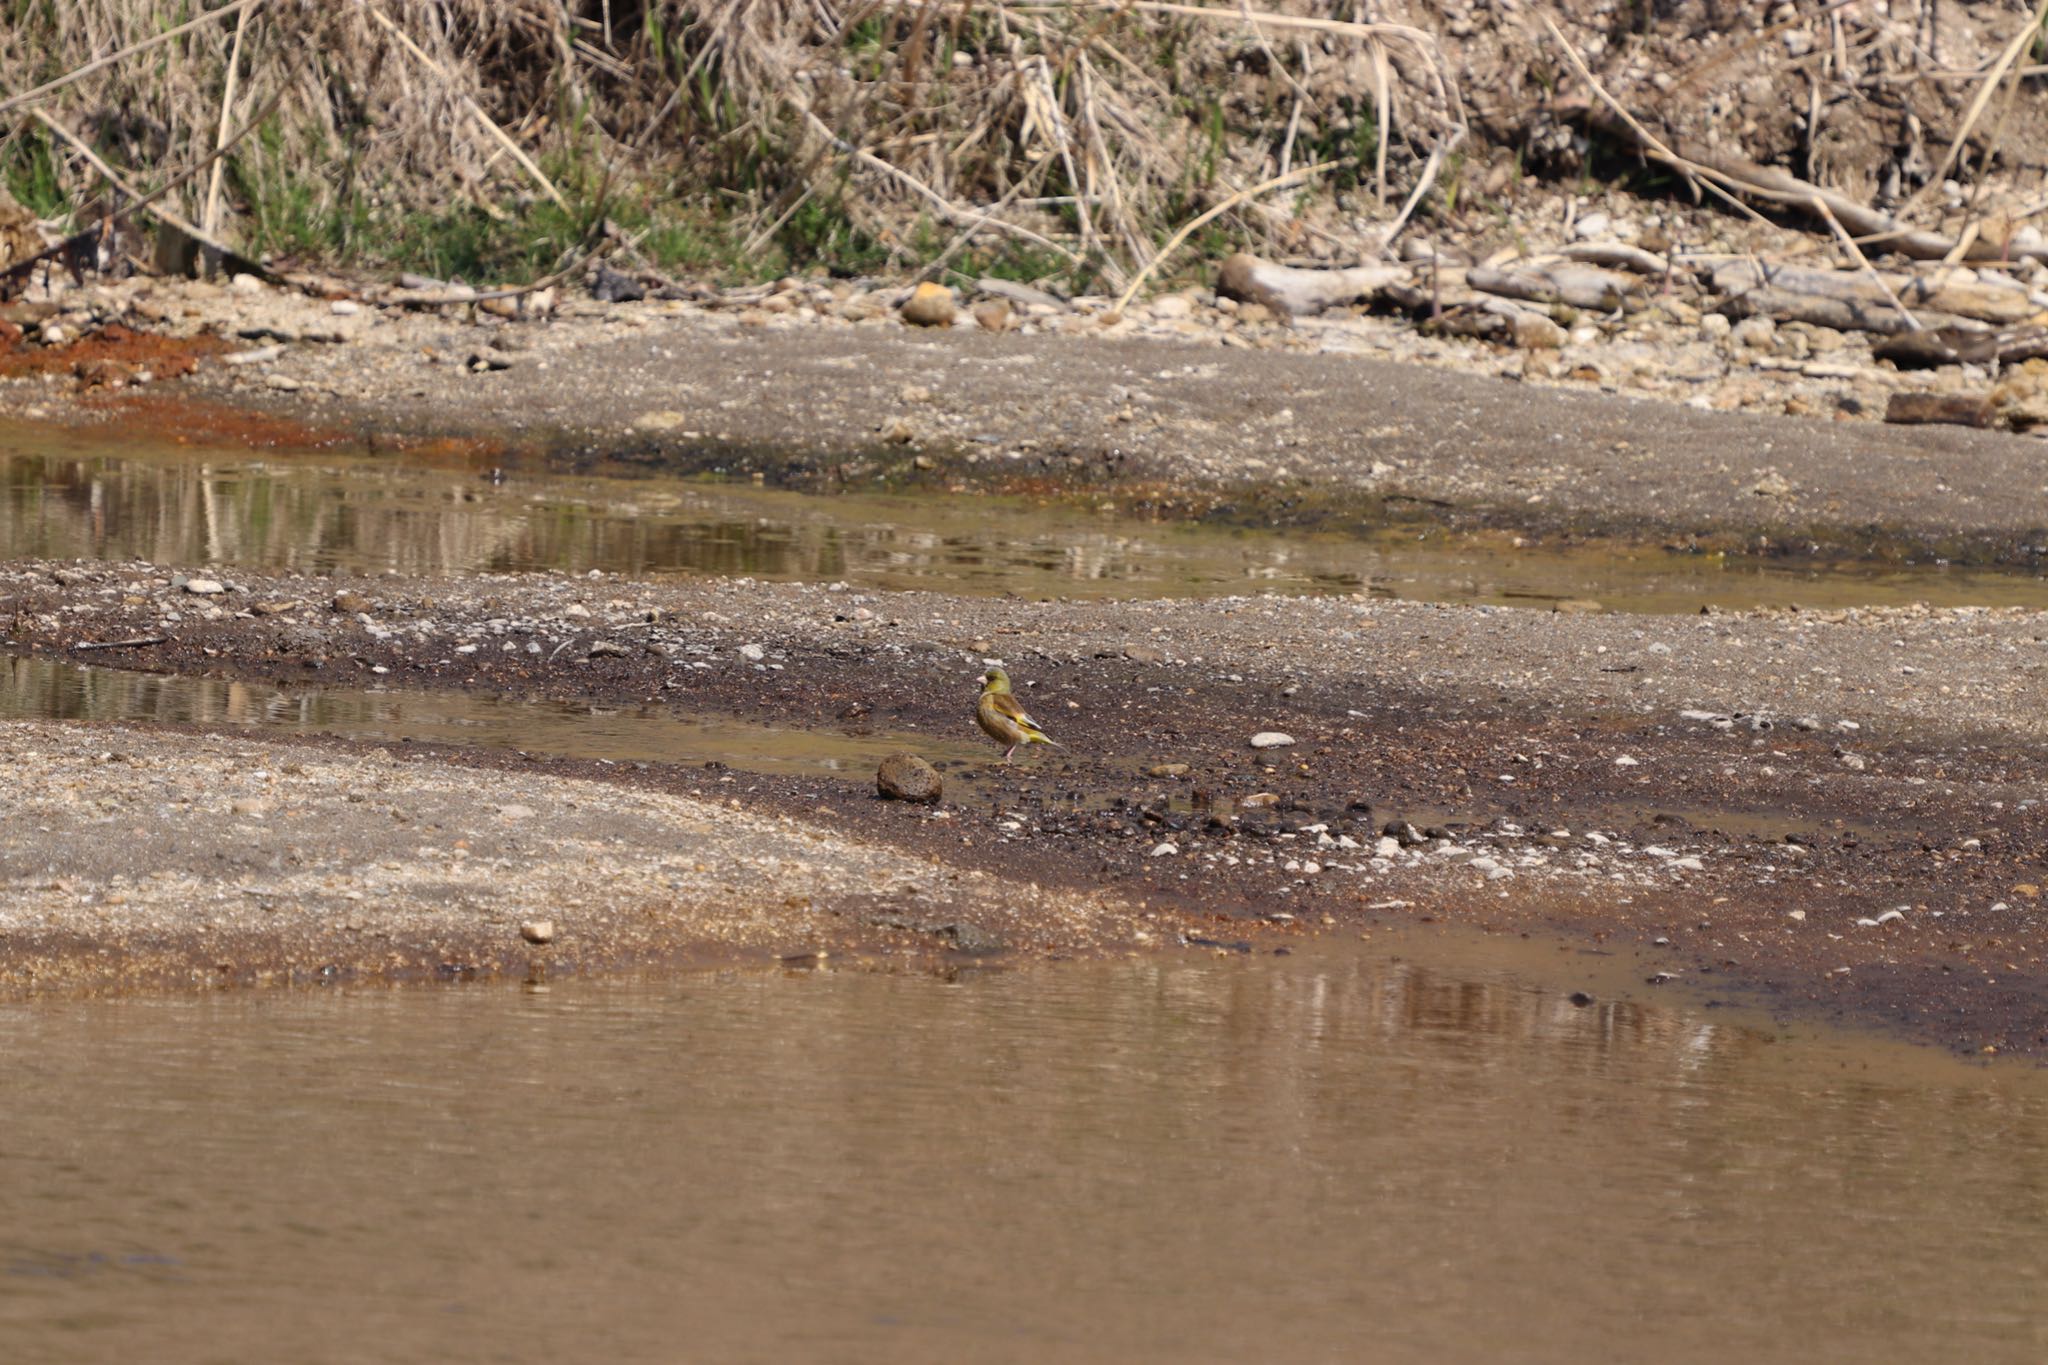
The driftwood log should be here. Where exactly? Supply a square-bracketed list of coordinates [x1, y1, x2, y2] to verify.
[1467, 261, 1638, 312]
[1710, 260, 2044, 334]
[1874, 326, 2048, 370]
[1216, 252, 1409, 316]
[1561, 242, 1672, 276]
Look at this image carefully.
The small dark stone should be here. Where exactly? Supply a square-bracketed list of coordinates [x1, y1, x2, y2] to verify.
[1568, 991, 1595, 1007]
[590, 263, 646, 303]
[877, 752, 943, 803]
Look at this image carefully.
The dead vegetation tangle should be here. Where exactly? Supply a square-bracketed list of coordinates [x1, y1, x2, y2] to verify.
[0, 0, 1464, 284]
[4, 2, 2048, 290]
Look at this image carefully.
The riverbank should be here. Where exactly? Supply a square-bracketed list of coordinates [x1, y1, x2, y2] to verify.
[5, 558, 2046, 1052]
[7, 274, 2048, 568]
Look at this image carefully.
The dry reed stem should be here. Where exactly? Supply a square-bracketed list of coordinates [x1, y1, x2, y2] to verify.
[0, 0, 265, 118]
[1903, 0, 2048, 218]
[1011, 0, 1461, 123]
[365, 5, 569, 211]
[1368, 37, 1391, 207]
[204, 0, 263, 238]
[1112, 157, 1339, 314]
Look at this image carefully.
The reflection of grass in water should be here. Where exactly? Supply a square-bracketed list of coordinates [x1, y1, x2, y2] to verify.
[7, 439, 2048, 612]
[0, 656, 987, 776]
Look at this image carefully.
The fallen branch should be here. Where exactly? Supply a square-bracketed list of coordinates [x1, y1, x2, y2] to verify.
[72, 637, 168, 651]
[1468, 261, 1638, 312]
[1113, 159, 1341, 315]
[1215, 253, 1408, 316]
[1709, 259, 2038, 331]
[1561, 242, 1671, 276]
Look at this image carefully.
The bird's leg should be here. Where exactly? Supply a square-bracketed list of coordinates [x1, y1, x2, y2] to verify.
[1003, 745, 1017, 763]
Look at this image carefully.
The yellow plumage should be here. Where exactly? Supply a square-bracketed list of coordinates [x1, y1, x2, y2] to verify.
[976, 668, 1057, 762]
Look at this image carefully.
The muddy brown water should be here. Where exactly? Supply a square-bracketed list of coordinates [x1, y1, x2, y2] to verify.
[8, 426, 2046, 612]
[4, 936, 2046, 1365]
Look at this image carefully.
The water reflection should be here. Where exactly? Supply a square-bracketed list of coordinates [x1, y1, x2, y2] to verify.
[5, 428, 2044, 610]
[1, 942, 2044, 1362]
[0, 653, 987, 774]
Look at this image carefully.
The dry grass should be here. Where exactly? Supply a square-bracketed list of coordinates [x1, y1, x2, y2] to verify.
[0, 0, 1464, 284]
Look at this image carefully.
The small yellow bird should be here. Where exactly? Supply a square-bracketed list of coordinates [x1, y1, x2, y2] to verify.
[976, 668, 1059, 763]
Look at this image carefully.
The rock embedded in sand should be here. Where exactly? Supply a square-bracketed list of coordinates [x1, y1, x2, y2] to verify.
[971, 298, 1013, 332]
[1249, 732, 1295, 749]
[520, 920, 556, 945]
[183, 578, 225, 595]
[900, 283, 957, 328]
[876, 753, 942, 803]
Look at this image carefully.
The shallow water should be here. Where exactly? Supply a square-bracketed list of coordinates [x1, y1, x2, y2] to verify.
[0, 653, 986, 775]
[6, 426, 2044, 611]
[3, 937, 2044, 1364]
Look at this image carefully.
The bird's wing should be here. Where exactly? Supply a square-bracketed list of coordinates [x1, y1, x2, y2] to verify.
[988, 692, 1046, 735]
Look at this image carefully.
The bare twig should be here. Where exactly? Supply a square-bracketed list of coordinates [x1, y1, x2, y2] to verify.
[1544, 16, 2041, 265]
[73, 637, 169, 651]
